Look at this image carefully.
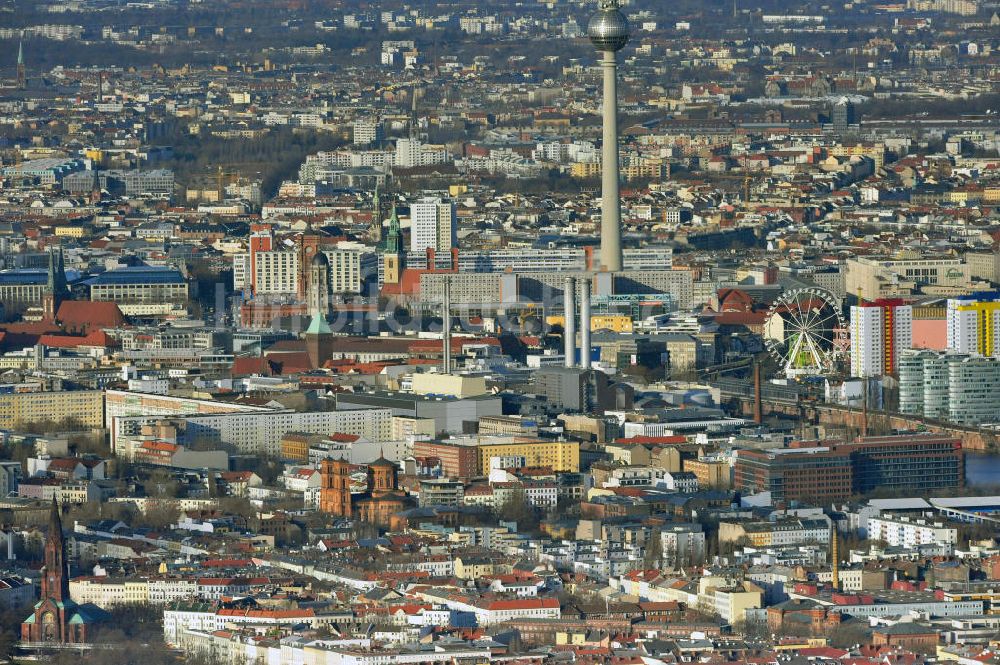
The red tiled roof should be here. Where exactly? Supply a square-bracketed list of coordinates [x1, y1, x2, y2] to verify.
[38, 330, 116, 349]
[714, 311, 768, 326]
[47, 458, 83, 471]
[57, 300, 126, 330]
[220, 471, 254, 482]
[140, 441, 179, 453]
[202, 559, 254, 568]
[232, 356, 273, 377]
[380, 269, 425, 296]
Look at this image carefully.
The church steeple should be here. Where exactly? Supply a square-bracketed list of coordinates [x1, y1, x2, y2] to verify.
[383, 204, 402, 255]
[46, 249, 56, 293]
[42, 247, 67, 321]
[42, 497, 68, 603]
[380, 204, 406, 286]
[16, 36, 25, 90]
[370, 184, 384, 244]
[303, 307, 333, 370]
[21, 494, 98, 644]
[57, 247, 67, 293]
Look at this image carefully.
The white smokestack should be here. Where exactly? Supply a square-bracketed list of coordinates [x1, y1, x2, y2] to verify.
[442, 278, 451, 374]
[564, 277, 576, 368]
[580, 277, 592, 370]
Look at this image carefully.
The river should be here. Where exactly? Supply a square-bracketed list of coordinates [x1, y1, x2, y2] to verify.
[965, 452, 1000, 488]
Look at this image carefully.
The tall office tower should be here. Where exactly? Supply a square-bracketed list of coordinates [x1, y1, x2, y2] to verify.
[588, 0, 629, 272]
[410, 197, 456, 255]
[246, 229, 273, 298]
[16, 38, 25, 90]
[850, 298, 912, 377]
[947, 292, 1000, 357]
[831, 97, 857, 132]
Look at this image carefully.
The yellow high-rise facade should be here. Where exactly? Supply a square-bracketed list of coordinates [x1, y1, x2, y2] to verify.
[947, 296, 1000, 357]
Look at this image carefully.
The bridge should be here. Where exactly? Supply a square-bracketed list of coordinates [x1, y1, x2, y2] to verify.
[715, 378, 998, 451]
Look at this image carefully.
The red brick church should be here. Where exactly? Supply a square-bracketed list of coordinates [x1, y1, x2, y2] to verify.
[21, 499, 104, 643]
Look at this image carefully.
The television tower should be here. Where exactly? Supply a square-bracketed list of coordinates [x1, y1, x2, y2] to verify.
[588, 0, 629, 272]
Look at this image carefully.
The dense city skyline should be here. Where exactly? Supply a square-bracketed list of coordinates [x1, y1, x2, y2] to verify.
[0, 0, 998, 663]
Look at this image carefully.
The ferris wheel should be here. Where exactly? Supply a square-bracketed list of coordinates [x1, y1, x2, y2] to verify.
[764, 287, 846, 379]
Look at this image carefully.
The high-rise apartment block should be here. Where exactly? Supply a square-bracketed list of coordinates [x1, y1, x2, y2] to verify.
[947, 292, 1000, 357]
[233, 230, 371, 298]
[850, 299, 912, 377]
[410, 197, 456, 255]
[352, 118, 384, 146]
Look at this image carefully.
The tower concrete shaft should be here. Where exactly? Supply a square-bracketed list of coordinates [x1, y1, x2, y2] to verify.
[580, 277, 592, 369]
[564, 277, 576, 368]
[442, 278, 452, 374]
[599, 50, 623, 272]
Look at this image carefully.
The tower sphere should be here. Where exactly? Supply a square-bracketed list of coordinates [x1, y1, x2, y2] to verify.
[588, 3, 630, 52]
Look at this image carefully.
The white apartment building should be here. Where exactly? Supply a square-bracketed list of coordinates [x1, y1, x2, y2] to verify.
[70, 578, 150, 606]
[353, 118, 384, 145]
[522, 480, 558, 509]
[163, 605, 219, 646]
[660, 523, 707, 566]
[233, 244, 371, 296]
[947, 294, 1000, 357]
[112, 408, 394, 457]
[282, 466, 322, 493]
[149, 578, 199, 604]
[394, 138, 449, 169]
[251, 249, 300, 295]
[402, 246, 672, 273]
[174, 630, 489, 665]
[867, 515, 958, 548]
[323, 246, 367, 294]
[850, 301, 912, 377]
[410, 197, 456, 255]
